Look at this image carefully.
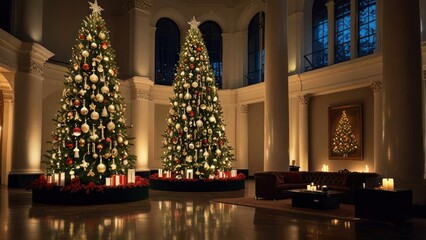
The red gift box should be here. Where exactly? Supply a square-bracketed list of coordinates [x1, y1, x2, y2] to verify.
[111, 174, 127, 186]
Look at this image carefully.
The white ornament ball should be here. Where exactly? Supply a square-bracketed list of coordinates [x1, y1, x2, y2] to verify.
[192, 81, 199, 88]
[123, 160, 129, 166]
[175, 123, 181, 129]
[195, 68, 200, 72]
[186, 106, 192, 112]
[180, 71, 185, 76]
[89, 73, 99, 83]
[91, 42, 97, 49]
[167, 118, 173, 124]
[101, 85, 109, 94]
[182, 114, 187, 120]
[184, 92, 191, 100]
[107, 121, 115, 130]
[216, 149, 222, 156]
[75, 74, 83, 83]
[176, 145, 181, 151]
[190, 57, 195, 62]
[82, 50, 89, 58]
[173, 101, 178, 106]
[196, 120, 203, 128]
[80, 106, 89, 116]
[117, 135, 124, 143]
[91, 111, 99, 120]
[98, 32, 106, 40]
[189, 143, 195, 149]
[81, 123, 90, 133]
[179, 93, 183, 99]
[95, 93, 104, 102]
[108, 104, 115, 112]
[108, 69, 114, 75]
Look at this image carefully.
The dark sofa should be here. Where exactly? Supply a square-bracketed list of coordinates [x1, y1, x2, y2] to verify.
[254, 171, 380, 204]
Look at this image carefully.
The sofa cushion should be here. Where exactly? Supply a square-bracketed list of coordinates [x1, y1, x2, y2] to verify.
[286, 172, 303, 183]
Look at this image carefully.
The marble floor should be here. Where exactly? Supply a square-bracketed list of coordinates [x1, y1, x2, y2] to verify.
[0, 179, 425, 240]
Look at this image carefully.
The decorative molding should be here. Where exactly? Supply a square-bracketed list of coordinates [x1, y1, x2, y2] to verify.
[131, 85, 153, 101]
[129, 0, 152, 12]
[297, 94, 311, 105]
[370, 81, 382, 94]
[240, 104, 248, 114]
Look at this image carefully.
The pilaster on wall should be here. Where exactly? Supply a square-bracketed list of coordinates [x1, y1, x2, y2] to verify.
[326, 0, 335, 65]
[128, 0, 152, 78]
[370, 80, 382, 174]
[129, 76, 154, 172]
[1, 91, 13, 185]
[297, 93, 311, 171]
[235, 104, 248, 170]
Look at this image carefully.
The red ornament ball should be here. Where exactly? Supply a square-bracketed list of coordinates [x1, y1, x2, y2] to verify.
[203, 139, 208, 145]
[72, 127, 82, 137]
[196, 47, 202, 52]
[188, 111, 194, 117]
[190, 63, 195, 70]
[102, 42, 108, 49]
[79, 34, 85, 40]
[74, 99, 81, 107]
[97, 144, 103, 151]
[105, 137, 112, 143]
[219, 139, 223, 146]
[66, 158, 73, 165]
[82, 63, 90, 71]
[172, 137, 178, 144]
[122, 154, 127, 160]
[66, 141, 74, 149]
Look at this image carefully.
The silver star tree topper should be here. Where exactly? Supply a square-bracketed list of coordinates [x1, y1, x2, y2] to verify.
[89, 0, 104, 15]
[188, 16, 200, 29]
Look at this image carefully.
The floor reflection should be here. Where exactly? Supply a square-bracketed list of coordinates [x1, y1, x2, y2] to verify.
[1, 180, 425, 240]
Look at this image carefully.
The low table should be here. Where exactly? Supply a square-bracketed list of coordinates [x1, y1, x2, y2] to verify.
[288, 189, 342, 209]
[354, 188, 412, 222]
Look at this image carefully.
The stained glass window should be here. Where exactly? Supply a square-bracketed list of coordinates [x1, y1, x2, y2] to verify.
[358, 0, 376, 57]
[335, 0, 351, 63]
[312, 0, 328, 69]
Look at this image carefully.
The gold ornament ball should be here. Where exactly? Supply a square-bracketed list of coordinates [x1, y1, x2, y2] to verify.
[97, 162, 106, 173]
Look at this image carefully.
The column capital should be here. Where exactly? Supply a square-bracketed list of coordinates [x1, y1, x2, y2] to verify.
[18, 42, 54, 77]
[129, 76, 154, 101]
[240, 104, 248, 114]
[128, 0, 152, 13]
[326, 0, 335, 7]
[1, 90, 14, 103]
[297, 94, 311, 105]
[370, 81, 383, 94]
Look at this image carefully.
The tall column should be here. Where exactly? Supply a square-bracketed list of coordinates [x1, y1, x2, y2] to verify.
[381, 1, 424, 200]
[297, 94, 311, 171]
[222, 33, 233, 89]
[128, 0, 152, 78]
[350, 0, 357, 59]
[326, 0, 335, 65]
[370, 81, 383, 173]
[264, 0, 289, 171]
[130, 77, 154, 172]
[9, 43, 54, 187]
[236, 105, 249, 170]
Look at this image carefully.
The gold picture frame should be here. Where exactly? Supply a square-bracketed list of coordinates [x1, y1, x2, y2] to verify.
[328, 103, 363, 160]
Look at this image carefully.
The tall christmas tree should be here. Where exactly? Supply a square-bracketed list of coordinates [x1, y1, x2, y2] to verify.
[332, 110, 358, 157]
[43, 0, 136, 185]
[161, 17, 234, 179]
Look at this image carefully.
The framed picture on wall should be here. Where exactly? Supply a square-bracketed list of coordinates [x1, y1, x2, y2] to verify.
[328, 103, 363, 160]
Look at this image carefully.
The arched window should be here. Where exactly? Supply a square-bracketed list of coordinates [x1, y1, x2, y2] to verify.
[155, 18, 180, 86]
[358, 0, 376, 57]
[334, 0, 351, 63]
[199, 21, 222, 88]
[311, 0, 328, 69]
[247, 12, 265, 85]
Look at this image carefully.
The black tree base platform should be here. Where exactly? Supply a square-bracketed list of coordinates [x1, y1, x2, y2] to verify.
[149, 174, 245, 192]
[32, 185, 149, 205]
[30, 176, 150, 205]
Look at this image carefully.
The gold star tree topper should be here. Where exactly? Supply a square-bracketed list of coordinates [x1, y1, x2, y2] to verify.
[89, 0, 104, 15]
[188, 16, 200, 29]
